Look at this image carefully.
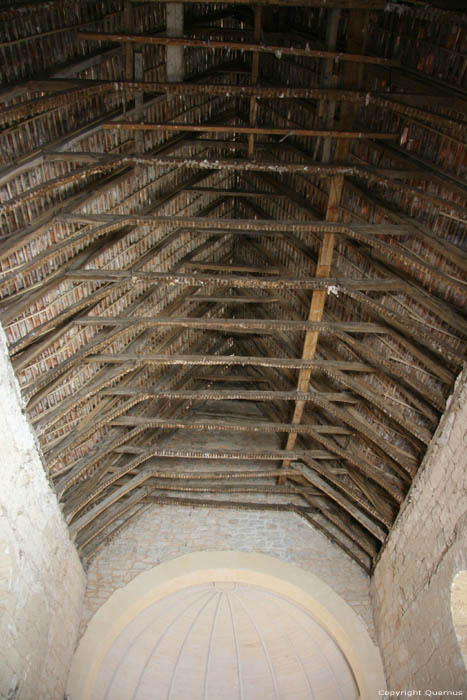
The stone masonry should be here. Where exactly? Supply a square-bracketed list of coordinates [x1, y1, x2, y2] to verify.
[371, 366, 467, 692]
[0, 326, 86, 700]
[82, 503, 376, 643]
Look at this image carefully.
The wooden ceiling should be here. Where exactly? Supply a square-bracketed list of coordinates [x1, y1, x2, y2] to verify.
[0, 0, 465, 573]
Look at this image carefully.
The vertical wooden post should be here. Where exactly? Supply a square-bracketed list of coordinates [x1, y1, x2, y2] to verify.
[166, 4, 184, 83]
[279, 10, 368, 484]
[319, 9, 340, 164]
[134, 50, 145, 154]
[123, 0, 133, 115]
[248, 6, 263, 158]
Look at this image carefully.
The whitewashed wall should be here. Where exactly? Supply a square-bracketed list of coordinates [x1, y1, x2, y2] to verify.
[372, 367, 467, 692]
[82, 503, 376, 643]
[0, 325, 86, 700]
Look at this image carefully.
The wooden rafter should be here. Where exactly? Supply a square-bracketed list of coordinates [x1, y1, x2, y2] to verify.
[78, 31, 397, 65]
[1, 0, 465, 568]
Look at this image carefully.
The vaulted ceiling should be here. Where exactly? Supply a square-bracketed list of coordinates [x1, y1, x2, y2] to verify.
[0, 0, 466, 573]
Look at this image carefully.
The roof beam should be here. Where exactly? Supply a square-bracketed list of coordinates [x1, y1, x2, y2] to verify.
[57, 213, 414, 235]
[42, 333, 232, 463]
[67, 466, 300, 536]
[99, 387, 358, 403]
[64, 270, 408, 292]
[128, 0, 384, 6]
[293, 464, 388, 540]
[244, 176, 464, 381]
[186, 295, 281, 303]
[74, 316, 388, 334]
[18, 78, 442, 108]
[241, 318, 428, 458]
[85, 353, 372, 371]
[280, 175, 345, 479]
[51, 338, 233, 489]
[44, 155, 460, 198]
[19, 233, 229, 401]
[102, 121, 399, 141]
[110, 416, 352, 435]
[186, 187, 289, 198]
[78, 31, 395, 65]
[112, 446, 335, 460]
[235, 243, 439, 448]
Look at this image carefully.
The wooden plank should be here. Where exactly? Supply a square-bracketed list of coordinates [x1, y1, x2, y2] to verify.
[43, 151, 356, 175]
[186, 295, 281, 303]
[65, 269, 407, 292]
[298, 421, 409, 494]
[74, 316, 387, 334]
[186, 187, 289, 198]
[56, 212, 414, 236]
[68, 466, 299, 535]
[44, 153, 445, 193]
[41, 334, 231, 461]
[281, 9, 368, 481]
[7, 215, 227, 359]
[293, 464, 387, 540]
[190, 375, 270, 382]
[50, 339, 233, 485]
[102, 121, 399, 140]
[18, 236, 224, 390]
[128, 0, 384, 6]
[142, 484, 320, 495]
[185, 263, 281, 274]
[0, 217, 411, 285]
[251, 178, 466, 338]
[245, 183, 464, 382]
[110, 416, 352, 434]
[298, 511, 371, 573]
[25, 78, 441, 103]
[306, 501, 378, 558]
[0, 47, 120, 103]
[247, 5, 262, 158]
[47, 146, 457, 199]
[99, 388, 359, 403]
[283, 174, 344, 481]
[84, 353, 372, 371]
[68, 474, 154, 536]
[0, 168, 218, 288]
[78, 32, 396, 66]
[344, 288, 466, 366]
[334, 328, 451, 396]
[143, 496, 315, 513]
[301, 450, 397, 528]
[344, 178, 467, 275]
[76, 490, 151, 551]
[112, 446, 335, 460]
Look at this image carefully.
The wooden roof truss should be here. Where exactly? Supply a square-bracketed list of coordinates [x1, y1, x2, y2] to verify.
[0, 0, 466, 572]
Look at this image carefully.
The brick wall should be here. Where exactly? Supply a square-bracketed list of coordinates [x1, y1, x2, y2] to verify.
[81, 503, 376, 642]
[0, 326, 86, 700]
[371, 367, 467, 692]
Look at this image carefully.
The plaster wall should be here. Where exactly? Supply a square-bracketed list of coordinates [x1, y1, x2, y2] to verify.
[82, 503, 376, 642]
[371, 367, 467, 692]
[0, 326, 86, 700]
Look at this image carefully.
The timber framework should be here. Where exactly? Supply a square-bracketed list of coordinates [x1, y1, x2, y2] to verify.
[0, 0, 465, 574]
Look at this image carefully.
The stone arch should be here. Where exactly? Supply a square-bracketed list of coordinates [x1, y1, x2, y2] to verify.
[451, 570, 467, 668]
[67, 551, 386, 699]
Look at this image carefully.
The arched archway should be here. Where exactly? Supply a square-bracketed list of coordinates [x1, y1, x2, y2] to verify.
[67, 551, 386, 699]
[451, 570, 467, 669]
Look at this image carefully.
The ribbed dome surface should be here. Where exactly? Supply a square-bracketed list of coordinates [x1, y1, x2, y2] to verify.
[91, 582, 358, 700]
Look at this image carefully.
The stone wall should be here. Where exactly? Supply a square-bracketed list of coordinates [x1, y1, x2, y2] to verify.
[82, 503, 376, 642]
[0, 326, 86, 700]
[371, 367, 467, 692]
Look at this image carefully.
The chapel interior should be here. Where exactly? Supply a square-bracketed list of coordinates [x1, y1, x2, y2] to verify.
[0, 0, 466, 697]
